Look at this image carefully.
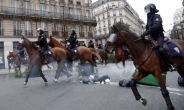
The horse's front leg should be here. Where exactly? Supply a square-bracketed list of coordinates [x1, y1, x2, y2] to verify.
[24, 65, 33, 85]
[129, 71, 148, 106]
[38, 65, 48, 86]
[153, 71, 175, 110]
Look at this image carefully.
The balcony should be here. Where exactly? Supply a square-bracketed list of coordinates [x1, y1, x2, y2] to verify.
[79, 32, 85, 37]
[0, 6, 96, 24]
[0, 29, 4, 36]
[14, 30, 22, 36]
[25, 30, 33, 36]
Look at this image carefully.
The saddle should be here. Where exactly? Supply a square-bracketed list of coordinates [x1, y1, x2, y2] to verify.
[148, 38, 159, 48]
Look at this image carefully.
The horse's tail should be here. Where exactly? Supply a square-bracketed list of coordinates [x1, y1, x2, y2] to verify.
[89, 48, 102, 63]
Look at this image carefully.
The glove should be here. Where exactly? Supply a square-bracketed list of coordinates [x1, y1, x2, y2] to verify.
[140, 31, 149, 39]
[32, 41, 37, 44]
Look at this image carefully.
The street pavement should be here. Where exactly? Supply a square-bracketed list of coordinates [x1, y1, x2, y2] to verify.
[0, 61, 183, 110]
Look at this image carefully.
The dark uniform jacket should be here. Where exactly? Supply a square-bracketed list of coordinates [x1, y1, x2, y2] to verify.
[88, 41, 94, 48]
[35, 33, 47, 48]
[68, 33, 77, 43]
[146, 14, 164, 38]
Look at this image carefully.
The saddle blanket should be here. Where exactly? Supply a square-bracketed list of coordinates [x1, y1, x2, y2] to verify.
[72, 48, 80, 55]
[44, 49, 55, 58]
[166, 42, 184, 57]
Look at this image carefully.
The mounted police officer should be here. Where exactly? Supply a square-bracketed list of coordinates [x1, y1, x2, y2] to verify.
[141, 3, 177, 71]
[66, 28, 77, 53]
[97, 44, 103, 49]
[88, 39, 94, 48]
[32, 28, 48, 63]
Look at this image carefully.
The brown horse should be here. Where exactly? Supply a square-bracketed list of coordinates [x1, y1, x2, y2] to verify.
[47, 36, 102, 74]
[95, 48, 108, 66]
[114, 46, 130, 69]
[105, 25, 184, 110]
[7, 51, 29, 70]
[16, 36, 71, 86]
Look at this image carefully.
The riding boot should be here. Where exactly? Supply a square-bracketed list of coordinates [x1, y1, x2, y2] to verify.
[41, 53, 48, 64]
[161, 49, 177, 72]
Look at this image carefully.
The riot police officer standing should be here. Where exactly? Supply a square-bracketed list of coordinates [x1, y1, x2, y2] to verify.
[141, 3, 177, 71]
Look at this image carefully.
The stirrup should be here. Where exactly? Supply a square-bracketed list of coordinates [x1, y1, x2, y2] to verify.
[169, 64, 177, 72]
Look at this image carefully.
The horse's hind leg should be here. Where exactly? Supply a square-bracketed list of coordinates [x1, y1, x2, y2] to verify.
[129, 71, 148, 106]
[153, 71, 175, 110]
[38, 65, 48, 86]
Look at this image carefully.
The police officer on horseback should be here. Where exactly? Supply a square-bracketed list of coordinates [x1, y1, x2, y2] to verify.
[88, 39, 94, 48]
[141, 3, 177, 71]
[97, 44, 103, 49]
[32, 28, 48, 63]
[66, 28, 77, 53]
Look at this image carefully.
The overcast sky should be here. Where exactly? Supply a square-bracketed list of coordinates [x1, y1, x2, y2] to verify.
[92, 0, 183, 31]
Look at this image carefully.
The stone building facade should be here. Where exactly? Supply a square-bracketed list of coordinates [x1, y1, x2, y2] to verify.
[0, 0, 96, 69]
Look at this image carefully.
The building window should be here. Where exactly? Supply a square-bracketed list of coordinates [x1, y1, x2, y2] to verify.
[119, 10, 122, 15]
[14, 20, 21, 36]
[50, 5, 56, 17]
[87, 26, 91, 32]
[62, 24, 66, 31]
[23, 1, 30, 15]
[107, 12, 110, 17]
[41, 22, 47, 31]
[118, 2, 121, 7]
[79, 25, 83, 32]
[113, 11, 116, 16]
[108, 20, 111, 25]
[104, 21, 106, 27]
[120, 18, 123, 22]
[40, 4, 45, 16]
[114, 19, 116, 24]
[103, 14, 105, 19]
[69, 8, 73, 18]
[25, 21, 32, 36]
[86, 10, 89, 17]
[60, 6, 64, 13]
[99, 23, 101, 28]
[77, 9, 81, 20]
[52, 23, 57, 31]
[12, 0, 18, 13]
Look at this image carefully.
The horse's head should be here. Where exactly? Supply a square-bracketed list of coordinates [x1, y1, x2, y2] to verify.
[105, 25, 126, 53]
[8, 51, 20, 69]
[47, 36, 54, 48]
[47, 36, 65, 48]
[16, 36, 27, 50]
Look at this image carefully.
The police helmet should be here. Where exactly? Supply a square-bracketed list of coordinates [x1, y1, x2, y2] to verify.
[37, 28, 44, 32]
[144, 3, 159, 14]
[71, 28, 76, 34]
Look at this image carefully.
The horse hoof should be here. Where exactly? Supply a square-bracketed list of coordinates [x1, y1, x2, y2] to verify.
[139, 98, 147, 106]
[45, 82, 48, 86]
[78, 76, 82, 80]
[53, 79, 58, 83]
[23, 82, 27, 86]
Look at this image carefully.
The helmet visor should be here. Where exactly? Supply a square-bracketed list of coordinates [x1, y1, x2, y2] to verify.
[144, 7, 150, 14]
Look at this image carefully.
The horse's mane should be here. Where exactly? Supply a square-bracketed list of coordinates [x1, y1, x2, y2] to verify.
[120, 29, 139, 38]
[24, 37, 38, 50]
[51, 37, 65, 47]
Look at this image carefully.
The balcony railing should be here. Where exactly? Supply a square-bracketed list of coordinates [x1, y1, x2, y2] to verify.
[59, 0, 65, 3]
[84, 3, 89, 7]
[79, 32, 85, 37]
[0, 29, 4, 36]
[25, 30, 33, 36]
[14, 30, 22, 36]
[0, 6, 96, 23]
[68, 0, 73, 4]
